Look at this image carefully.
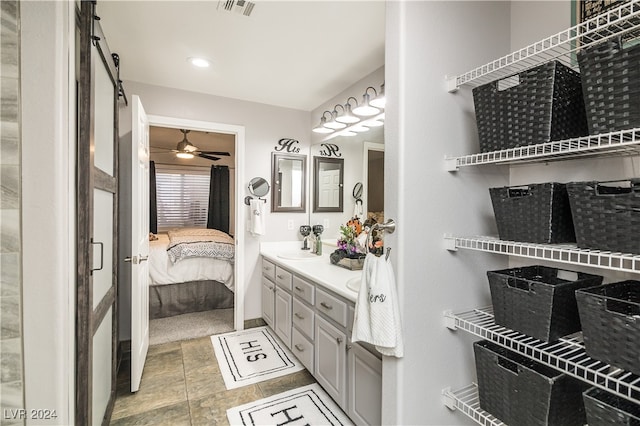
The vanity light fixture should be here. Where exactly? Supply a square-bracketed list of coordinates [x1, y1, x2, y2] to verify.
[350, 124, 370, 133]
[312, 111, 335, 134]
[370, 83, 386, 109]
[323, 109, 347, 130]
[187, 57, 211, 68]
[340, 130, 357, 137]
[352, 86, 381, 116]
[335, 98, 361, 124]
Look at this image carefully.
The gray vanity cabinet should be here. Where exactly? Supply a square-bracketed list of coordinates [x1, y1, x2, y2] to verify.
[348, 343, 382, 425]
[261, 278, 275, 329]
[261, 256, 382, 425]
[315, 315, 348, 408]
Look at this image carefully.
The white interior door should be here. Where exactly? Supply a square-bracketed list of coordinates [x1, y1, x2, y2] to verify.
[319, 169, 341, 207]
[131, 95, 150, 392]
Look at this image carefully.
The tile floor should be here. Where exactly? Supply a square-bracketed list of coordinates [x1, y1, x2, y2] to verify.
[110, 336, 316, 425]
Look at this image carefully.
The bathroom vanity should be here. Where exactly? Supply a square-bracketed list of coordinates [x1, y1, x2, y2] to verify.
[260, 242, 382, 426]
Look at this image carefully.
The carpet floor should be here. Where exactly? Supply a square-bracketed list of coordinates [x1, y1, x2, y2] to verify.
[149, 308, 234, 346]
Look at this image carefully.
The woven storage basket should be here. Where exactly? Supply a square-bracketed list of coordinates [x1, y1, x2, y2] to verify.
[474, 340, 587, 426]
[575, 281, 640, 376]
[583, 387, 640, 426]
[487, 266, 603, 342]
[489, 182, 576, 244]
[566, 179, 640, 254]
[473, 61, 588, 153]
[577, 37, 640, 135]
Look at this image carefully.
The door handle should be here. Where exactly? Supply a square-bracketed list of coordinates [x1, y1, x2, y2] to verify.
[138, 255, 148, 262]
[124, 257, 132, 263]
[123, 255, 147, 264]
[90, 240, 104, 274]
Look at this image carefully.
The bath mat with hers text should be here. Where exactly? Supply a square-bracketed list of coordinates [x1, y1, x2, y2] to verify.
[211, 326, 304, 389]
[227, 383, 353, 425]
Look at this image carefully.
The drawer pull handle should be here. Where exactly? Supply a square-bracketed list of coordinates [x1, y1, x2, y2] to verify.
[277, 274, 285, 279]
[336, 337, 343, 344]
[295, 286, 303, 292]
[346, 344, 353, 351]
[320, 302, 333, 310]
[294, 344, 304, 352]
[294, 312, 304, 320]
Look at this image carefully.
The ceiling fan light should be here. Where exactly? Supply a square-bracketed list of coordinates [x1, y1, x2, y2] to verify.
[176, 152, 194, 159]
[352, 93, 380, 116]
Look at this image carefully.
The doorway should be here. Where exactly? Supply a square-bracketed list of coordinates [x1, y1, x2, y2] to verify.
[145, 115, 246, 333]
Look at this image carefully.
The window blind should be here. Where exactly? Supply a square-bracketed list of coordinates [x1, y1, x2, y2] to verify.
[156, 168, 210, 231]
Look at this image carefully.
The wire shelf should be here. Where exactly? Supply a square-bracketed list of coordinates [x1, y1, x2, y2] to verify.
[445, 235, 640, 274]
[444, 128, 640, 171]
[442, 383, 506, 426]
[444, 307, 640, 404]
[446, 0, 640, 91]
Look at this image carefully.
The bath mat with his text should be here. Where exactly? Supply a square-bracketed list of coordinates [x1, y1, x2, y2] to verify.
[227, 383, 353, 425]
[211, 326, 304, 389]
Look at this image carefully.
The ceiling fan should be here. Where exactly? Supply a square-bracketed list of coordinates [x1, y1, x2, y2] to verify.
[152, 129, 231, 161]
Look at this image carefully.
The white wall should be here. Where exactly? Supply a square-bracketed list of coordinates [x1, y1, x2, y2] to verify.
[117, 81, 311, 340]
[20, 1, 74, 424]
[385, 2, 511, 424]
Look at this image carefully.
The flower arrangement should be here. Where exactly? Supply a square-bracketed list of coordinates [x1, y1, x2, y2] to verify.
[337, 218, 364, 258]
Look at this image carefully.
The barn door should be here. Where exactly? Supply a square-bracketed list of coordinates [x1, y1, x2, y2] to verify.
[77, 2, 120, 424]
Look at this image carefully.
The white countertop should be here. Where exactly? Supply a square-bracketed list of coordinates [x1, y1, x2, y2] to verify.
[260, 241, 362, 302]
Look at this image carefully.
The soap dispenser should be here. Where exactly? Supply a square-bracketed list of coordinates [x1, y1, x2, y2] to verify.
[312, 225, 324, 255]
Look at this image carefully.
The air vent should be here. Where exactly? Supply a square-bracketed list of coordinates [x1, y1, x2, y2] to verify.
[217, 0, 255, 17]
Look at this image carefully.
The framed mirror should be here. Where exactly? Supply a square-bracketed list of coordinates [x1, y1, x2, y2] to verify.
[271, 153, 306, 212]
[313, 157, 344, 213]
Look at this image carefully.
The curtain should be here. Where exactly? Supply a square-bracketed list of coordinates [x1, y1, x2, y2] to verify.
[150, 160, 158, 234]
[207, 165, 230, 233]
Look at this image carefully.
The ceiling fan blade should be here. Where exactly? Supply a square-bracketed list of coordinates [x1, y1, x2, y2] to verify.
[198, 153, 221, 161]
[199, 151, 231, 156]
[150, 146, 174, 152]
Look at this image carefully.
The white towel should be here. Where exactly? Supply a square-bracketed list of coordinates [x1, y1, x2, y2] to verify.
[352, 253, 403, 357]
[353, 200, 363, 220]
[249, 199, 265, 236]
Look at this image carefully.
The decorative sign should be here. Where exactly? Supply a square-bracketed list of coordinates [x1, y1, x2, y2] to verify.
[318, 143, 342, 157]
[274, 138, 300, 153]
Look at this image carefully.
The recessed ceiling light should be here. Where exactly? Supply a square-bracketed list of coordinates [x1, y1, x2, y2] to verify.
[188, 57, 211, 68]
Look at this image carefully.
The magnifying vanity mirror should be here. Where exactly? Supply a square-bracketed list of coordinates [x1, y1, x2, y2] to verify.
[313, 157, 344, 213]
[271, 152, 307, 212]
[248, 177, 270, 197]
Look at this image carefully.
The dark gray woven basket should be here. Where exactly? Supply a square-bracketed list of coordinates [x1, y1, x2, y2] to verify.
[473, 61, 588, 153]
[474, 340, 588, 426]
[566, 179, 640, 254]
[487, 266, 603, 342]
[583, 387, 640, 426]
[490, 182, 576, 244]
[576, 281, 640, 376]
[577, 37, 640, 135]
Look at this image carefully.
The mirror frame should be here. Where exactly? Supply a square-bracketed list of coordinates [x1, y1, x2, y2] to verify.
[313, 156, 344, 213]
[271, 152, 307, 213]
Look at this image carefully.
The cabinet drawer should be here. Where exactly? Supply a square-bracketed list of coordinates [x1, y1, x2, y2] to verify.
[316, 288, 348, 327]
[292, 275, 315, 305]
[347, 304, 355, 334]
[292, 298, 314, 340]
[292, 327, 314, 373]
[275, 266, 292, 291]
[262, 258, 275, 282]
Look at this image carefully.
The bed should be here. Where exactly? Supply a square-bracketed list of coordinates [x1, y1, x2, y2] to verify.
[148, 229, 235, 319]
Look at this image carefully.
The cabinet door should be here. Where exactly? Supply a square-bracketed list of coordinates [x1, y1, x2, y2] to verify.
[315, 315, 347, 409]
[262, 279, 275, 329]
[274, 286, 292, 349]
[348, 343, 382, 426]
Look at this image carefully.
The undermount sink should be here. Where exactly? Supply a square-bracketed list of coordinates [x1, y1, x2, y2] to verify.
[346, 277, 362, 292]
[276, 251, 318, 260]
